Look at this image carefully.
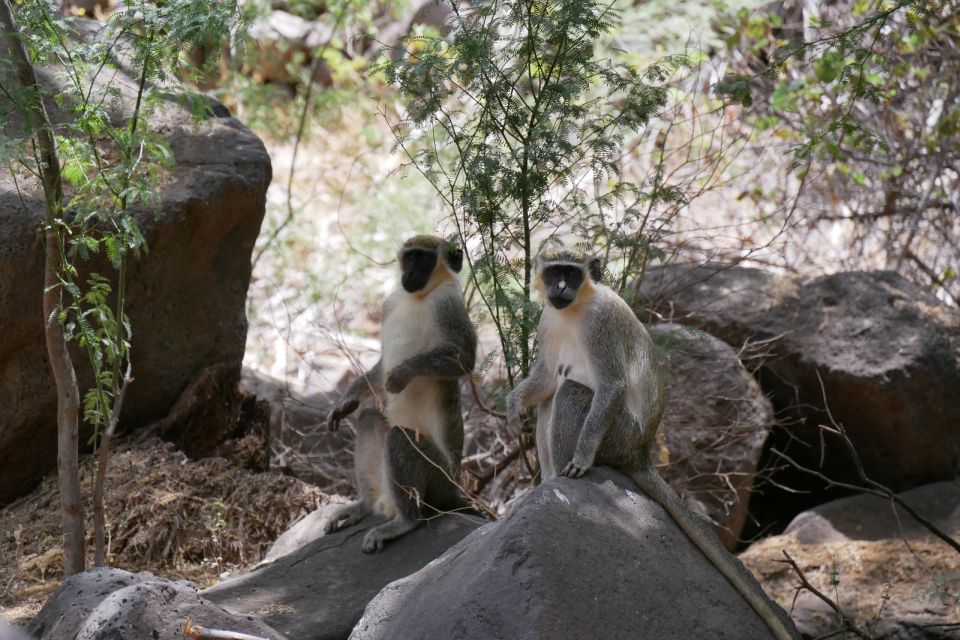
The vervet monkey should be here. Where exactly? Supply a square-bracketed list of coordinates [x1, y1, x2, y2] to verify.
[506, 245, 799, 640]
[326, 235, 478, 553]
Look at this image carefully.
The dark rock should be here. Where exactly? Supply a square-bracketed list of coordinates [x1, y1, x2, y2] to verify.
[636, 265, 960, 528]
[785, 481, 960, 544]
[651, 323, 774, 549]
[26, 567, 283, 640]
[204, 506, 483, 640]
[350, 468, 793, 640]
[0, 25, 271, 503]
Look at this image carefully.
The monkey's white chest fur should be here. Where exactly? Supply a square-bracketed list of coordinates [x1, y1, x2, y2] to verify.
[380, 290, 447, 451]
[539, 309, 597, 390]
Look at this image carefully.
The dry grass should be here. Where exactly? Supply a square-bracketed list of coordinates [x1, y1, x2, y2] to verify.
[741, 530, 960, 631]
[0, 437, 330, 626]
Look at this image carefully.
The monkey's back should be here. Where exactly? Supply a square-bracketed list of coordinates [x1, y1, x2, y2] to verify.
[586, 286, 664, 436]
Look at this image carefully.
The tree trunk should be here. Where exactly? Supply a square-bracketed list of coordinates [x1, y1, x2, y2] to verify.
[1, 0, 86, 576]
[44, 233, 85, 576]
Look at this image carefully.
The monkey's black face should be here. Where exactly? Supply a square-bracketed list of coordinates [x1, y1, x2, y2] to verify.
[401, 248, 438, 293]
[542, 264, 584, 309]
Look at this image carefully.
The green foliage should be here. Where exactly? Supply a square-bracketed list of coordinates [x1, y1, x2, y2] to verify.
[379, 0, 681, 385]
[712, 0, 960, 301]
[0, 0, 241, 430]
[714, 0, 957, 167]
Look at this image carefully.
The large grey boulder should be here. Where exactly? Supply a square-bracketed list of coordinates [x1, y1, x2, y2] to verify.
[651, 323, 774, 549]
[204, 505, 484, 640]
[0, 27, 271, 503]
[784, 481, 960, 544]
[350, 468, 794, 640]
[741, 482, 960, 640]
[636, 266, 960, 519]
[27, 567, 283, 640]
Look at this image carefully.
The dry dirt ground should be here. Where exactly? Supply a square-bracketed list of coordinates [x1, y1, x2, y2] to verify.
[0, 435, 330, 626]
[742, 530, 960, 634]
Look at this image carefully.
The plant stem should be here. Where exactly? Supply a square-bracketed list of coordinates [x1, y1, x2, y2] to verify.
[1, 0, 85, 576]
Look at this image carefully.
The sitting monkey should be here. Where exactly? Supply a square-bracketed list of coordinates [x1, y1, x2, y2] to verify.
[326, 235, 477, 553]
[506, 245, 799, 640]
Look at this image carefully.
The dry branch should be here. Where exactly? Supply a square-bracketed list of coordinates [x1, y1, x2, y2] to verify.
[778, 551, 873, 640]
[182, 619, 271, 640]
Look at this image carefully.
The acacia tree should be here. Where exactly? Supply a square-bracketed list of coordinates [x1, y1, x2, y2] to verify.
[0, 0, 238, 574]
[379, 0, 685, 389]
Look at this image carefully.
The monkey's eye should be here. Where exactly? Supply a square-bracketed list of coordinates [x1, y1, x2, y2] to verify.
[544, 266, 563, 279]
[404, 248, 436, 265]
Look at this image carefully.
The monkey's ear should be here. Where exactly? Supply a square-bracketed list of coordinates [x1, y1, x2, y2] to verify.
[588, 257, 602, 283]
[448, 247, 464, 272]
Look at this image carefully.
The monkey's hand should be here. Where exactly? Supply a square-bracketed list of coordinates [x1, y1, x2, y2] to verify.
[327, 397, 359, 431]
[384, 366, 412, 394]
[560, 455, 593, 479]
[505, 391, 532, 436]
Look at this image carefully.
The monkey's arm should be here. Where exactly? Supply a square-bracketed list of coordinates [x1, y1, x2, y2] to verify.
[384, 342, 475, 392]
[505, 354, 554, 435]
[561, 316, 629, 478]
[384, 294, 477, 393]
[327, 359, 383, 430]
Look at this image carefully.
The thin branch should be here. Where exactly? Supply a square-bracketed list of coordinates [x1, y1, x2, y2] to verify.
[778, 551, 874, 640]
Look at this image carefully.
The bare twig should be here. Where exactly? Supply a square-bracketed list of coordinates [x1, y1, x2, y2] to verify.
[778, 551, 874, 640]
[467, 376, 506, 419]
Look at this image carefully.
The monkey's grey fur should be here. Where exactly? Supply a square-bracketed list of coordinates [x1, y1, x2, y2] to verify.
[506, 245, 800, 640]
[326, 235, 477, 553]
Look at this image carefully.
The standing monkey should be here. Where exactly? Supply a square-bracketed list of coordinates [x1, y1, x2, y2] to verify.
[506, 245, 799, 640]
[326, 235, 477, 553]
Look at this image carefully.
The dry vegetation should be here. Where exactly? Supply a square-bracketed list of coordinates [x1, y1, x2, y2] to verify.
[0, 437, 328, 625]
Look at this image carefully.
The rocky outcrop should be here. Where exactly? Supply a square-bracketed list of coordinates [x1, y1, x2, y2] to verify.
[204, 505, 484, 640]
[0, 32, 271, 503]
[26, 568, 283, 640]
[636, 266, 960, 526]
[651, 323, 774, 549]
[350, 468, 795, 640]
[741, 482, 960, 640]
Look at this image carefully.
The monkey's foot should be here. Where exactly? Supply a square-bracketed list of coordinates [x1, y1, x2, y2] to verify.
[360, 517, 420, 553]
[323, 503, 369, 534]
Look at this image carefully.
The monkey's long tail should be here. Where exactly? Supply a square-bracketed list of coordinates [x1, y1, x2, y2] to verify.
[633, 466, 801, 640]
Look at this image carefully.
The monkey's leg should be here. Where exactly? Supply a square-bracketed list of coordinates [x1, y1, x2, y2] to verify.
[324, 409, 390, 534]
[551, 379, 643, 475]
[361, 426, 459, 553]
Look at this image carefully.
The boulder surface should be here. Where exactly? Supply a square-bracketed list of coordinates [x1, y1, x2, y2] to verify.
[651, 323, 773, 548]
[204, 505, 484, 640]
[637, 266, 960, 525]
[26, 567, 283, 640]
[0, 32, 271, 503]
[350, 467, 794, 640]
